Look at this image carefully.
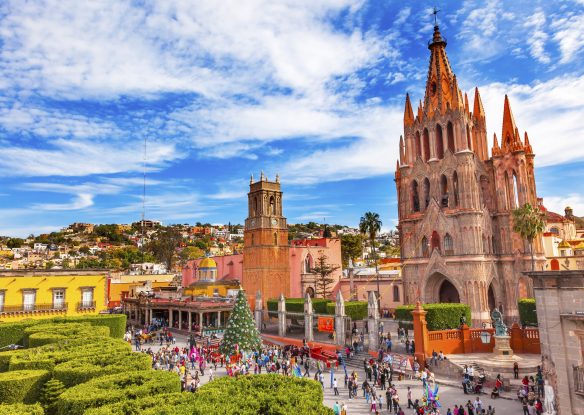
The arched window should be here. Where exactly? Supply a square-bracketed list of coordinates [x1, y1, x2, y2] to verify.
[513, 172, 520, 208]
[444, 233, 454, 255]
[421, 236, 429, 258]
[393, 286, 400, 302]
[466, 125, 472, 150]
[253, 197, 258, 216]
[435, 124, 444, 159]
[304, 255, 312, 273]
[550, 259, 560, 271]
[440, 175, 449, 208]
[251, 234, 255, 245]
[505, 171, 512, 209]
[412, 181, 420, 212]
[423, 178, 430, 209]
[415, 131, 422, 159]
[447, 122, 455, 153]
[453, 171, 459, 207]
[423, 128, 430, 162]
[431, 231, 441, 253]
[273, 232, 278, 246]
[480, 176, 490, 209]
[270, 196, 276, 215]
[482, 234, 488, 254]
[492, 236, 497, 254]
[549, 227, 559, 236]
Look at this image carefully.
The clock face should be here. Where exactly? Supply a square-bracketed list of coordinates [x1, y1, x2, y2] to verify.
[271, 218, 278, 226]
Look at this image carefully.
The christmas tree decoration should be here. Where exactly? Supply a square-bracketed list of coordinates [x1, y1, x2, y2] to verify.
[219, 289, 262, 357]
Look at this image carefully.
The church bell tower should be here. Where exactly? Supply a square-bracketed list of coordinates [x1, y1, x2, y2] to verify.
[242, 172, 290, 307]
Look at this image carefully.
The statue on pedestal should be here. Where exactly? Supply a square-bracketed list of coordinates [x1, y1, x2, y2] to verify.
[491, 308, 507, 336]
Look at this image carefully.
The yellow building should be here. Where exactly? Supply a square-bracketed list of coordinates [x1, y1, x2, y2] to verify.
[0, 269, 108, 321]
[182, 257, 240, 297]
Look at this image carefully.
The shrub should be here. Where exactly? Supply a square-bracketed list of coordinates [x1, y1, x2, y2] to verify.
[394, 303, 472, 331]
[0, 370, 50, 404]
[267, 298, 333, 315]
[85, 376, 333, 415]
[0, 321, 42, 348]
[0, 403, 44, 415]
[55, 370, 180, 415]
[40, 379, 65, 415]
[27, 333, 67, 349]
[312, 299, 332, 314]
[24, 323, 109, 348]
[53, 352, 152, 387]
[325, 301, 368, 320]
[518, 298, 538, 326]
[50, 315, 126, 339]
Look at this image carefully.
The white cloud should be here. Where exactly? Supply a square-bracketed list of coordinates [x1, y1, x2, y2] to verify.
[524, 9, 550, 64]
[541, 193, 584, 216]
[0, 139, 180, 177]
[33, 193, 94, 211]
[551, 13, 584, 64]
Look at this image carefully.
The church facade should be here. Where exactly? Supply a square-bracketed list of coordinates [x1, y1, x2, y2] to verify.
[395, 24, 544, 323]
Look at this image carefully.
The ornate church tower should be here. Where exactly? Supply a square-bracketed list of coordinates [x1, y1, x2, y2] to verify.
[395, 24, 543, 324]
[242, 173, 290, 308]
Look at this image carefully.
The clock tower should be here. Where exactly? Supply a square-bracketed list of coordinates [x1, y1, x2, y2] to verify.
[242, 172, 290, 307]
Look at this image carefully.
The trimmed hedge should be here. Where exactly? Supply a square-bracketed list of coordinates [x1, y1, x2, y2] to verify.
[26, 326, 109, 348]
[518, 298, 538, 326]
[0, 403, 44, 415]
[0, 370, 50, 404]
[50, 315, 126, 339]
[395, 303, 472, 331]
[325, 301, 368, 321]
[53, 352, 152, 387]
[55, 370, 181, 415]
[266, 298, 333, 315]
[85, 376, 333, 415]
[0, 321, 42, 348]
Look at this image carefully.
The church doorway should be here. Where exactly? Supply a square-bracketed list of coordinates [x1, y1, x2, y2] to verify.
[488, 283, 496, 311]
[439, 280, 460, 303]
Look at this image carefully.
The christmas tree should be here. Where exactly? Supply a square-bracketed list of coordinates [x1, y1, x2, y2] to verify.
[219, 289, 262, 356]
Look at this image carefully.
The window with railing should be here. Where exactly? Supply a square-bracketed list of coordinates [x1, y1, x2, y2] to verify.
[22, 290, 36, 311]
[79, 288, 95, 309]
[53, 289, 66, 310]
[0, 291, 4, 312]
[575, 366, 584, 396]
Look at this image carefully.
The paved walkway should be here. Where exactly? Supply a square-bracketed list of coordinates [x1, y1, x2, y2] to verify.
[137, 331, 529, 414]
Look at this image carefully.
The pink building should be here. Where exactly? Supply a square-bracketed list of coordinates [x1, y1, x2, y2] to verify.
[182, 237, 343, 300]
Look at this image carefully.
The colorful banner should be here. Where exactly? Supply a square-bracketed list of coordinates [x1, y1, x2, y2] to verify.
[317, 316, 334, 333]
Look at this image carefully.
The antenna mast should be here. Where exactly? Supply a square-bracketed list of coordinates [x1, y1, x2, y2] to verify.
[141, 136, 147, 268]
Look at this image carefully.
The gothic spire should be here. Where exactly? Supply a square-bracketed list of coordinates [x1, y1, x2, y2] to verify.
[473, 87, 486, 121]
[501, 94, 519, 150]
[423, 24, 455, 119]
[524, 132, 533, 154]
[404, 93, 415, 127]
[464, 92, 469, 114]
[452, 75, 463, 110]
[492, 133, 501, 157]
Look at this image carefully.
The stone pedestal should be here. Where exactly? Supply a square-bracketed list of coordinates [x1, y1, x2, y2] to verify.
[367, 291, 380, 352]
[492, 335, 514, 360]
[278, 294, 286, 337]
[334, 291, 346, 346]
[304, 293, 314, 342]
[254, 290, 263, 331]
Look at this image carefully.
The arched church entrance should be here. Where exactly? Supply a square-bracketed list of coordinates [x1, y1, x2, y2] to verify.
[439, 280, 460, 303]
[488, 283, 496, 311]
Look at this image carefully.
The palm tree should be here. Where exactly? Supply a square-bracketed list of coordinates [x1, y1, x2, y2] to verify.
[359, 212, 382, 308]
[512, 202, 545, 271]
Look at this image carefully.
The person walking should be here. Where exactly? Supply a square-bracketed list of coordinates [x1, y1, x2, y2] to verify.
[513, 362, 519, 379]
[407, 386, 413, 408]
[334, 378, 339, 396]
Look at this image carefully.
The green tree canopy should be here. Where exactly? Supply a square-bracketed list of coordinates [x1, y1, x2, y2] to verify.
[340, 233, 363, 267]
[512, 202, 545, 271]
[311, 253, 340, 299]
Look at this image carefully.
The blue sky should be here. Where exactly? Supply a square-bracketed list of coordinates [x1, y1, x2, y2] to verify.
[1, 0, 584, 237]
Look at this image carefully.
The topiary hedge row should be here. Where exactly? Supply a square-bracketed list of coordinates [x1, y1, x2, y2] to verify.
[0, 403, 44, 415]
[53, 352, 152, 387]
[0, 370, 50, 404]
[325, 301, 368, 321]
[518, 298, 538, 326]
[85, 375, 333, 415]
[395, 303, 472, 331]
[55, 370, 181, 415]
[0, 315, 126, 349]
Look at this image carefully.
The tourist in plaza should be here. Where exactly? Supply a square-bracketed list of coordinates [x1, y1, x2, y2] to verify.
[333, 378, 339, 395]
[513, 361, 520, 379]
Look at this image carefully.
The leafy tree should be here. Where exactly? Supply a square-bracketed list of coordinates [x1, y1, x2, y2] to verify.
[322, 225, 332, 238]
[341, 234, 363, 267]
[147, 227, 181, 270]
[512, 202, 545, 271]
[6, 238, 24, 248]
[311, 253, 340, 299]
[219, 290, 261, 356]
[61, 258, 71, 269]
[41, 378, 65, 415]
[79, 246, 91, 255]
[76, 257, 103, 269]
[360, 211, 382, 305]
[179, 246, 205, 265]
[45, 261, 54, 269]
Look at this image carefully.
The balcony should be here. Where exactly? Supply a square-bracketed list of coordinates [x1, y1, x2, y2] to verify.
[575, 366, 584, 396]
[0, 303, 68, 314]
[77, 301, 96, 311]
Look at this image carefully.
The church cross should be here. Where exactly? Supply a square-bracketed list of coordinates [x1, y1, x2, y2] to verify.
[432, 6, 440, 26]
